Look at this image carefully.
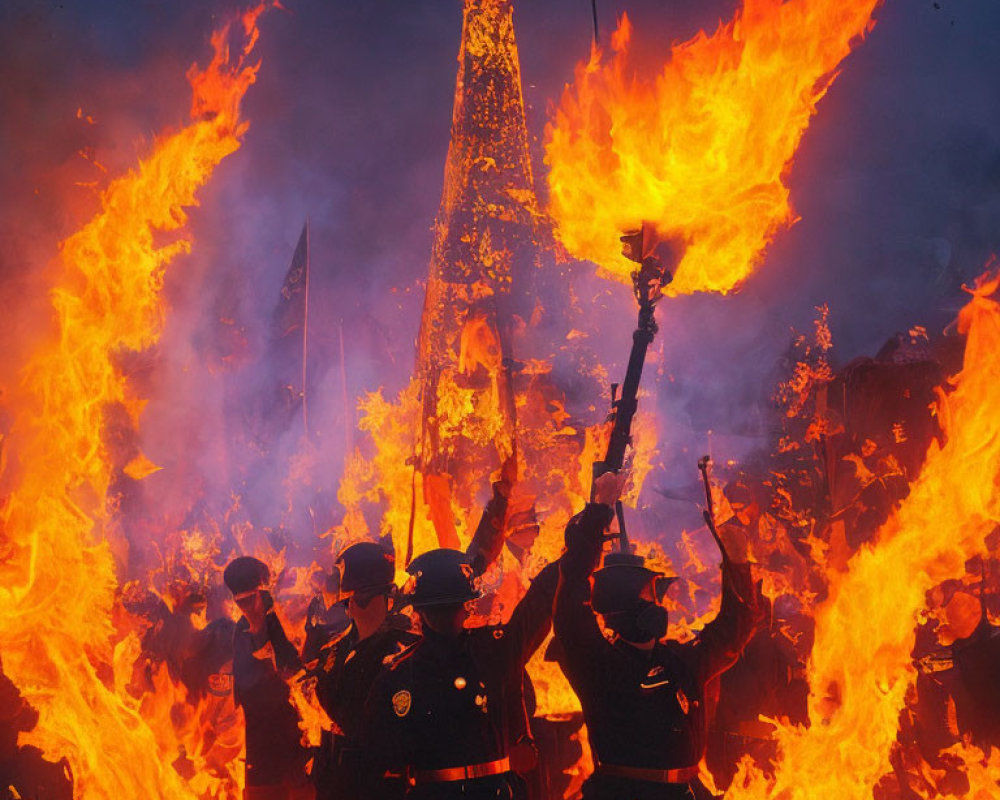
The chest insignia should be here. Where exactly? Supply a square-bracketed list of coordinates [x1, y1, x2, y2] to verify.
[639, 665, 670, 690]
[392, 690, 412, 718]
[207, 671, 233, 697]
[454, 676, 467, 690]
[676, 688, 690, 715]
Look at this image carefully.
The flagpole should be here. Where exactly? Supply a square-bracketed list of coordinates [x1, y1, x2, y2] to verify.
[338, 319, 351, 457]
[301, 219, 310, 438]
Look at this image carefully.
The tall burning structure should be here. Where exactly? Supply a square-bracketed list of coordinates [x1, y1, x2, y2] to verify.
[413, 0, 542, 554]
[339, 0, 608, 580]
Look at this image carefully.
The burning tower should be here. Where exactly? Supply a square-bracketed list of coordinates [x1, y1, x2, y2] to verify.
[413, 0, 544, 553]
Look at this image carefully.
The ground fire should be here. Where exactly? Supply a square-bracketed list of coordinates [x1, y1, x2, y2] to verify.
[1, 1, 998, 800]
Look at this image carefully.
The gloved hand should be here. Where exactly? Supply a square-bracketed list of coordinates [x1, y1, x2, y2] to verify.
[593, 470, 627, 507]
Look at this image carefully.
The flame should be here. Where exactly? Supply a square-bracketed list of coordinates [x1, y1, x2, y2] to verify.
[544, 0, 880, 294]
[0, 6, 266, 798]
[726, 269, 1000, 798]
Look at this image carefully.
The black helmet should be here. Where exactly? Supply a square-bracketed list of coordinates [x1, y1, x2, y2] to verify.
[337, 541, 396, 596]
[405, 549, 479, 608]
[591, 552, 676, 616]
[223, 556, 270, 596]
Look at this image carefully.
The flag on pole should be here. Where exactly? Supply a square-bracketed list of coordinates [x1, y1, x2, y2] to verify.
[273, 221, 309, 340]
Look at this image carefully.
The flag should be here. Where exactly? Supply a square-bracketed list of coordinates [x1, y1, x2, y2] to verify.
[272, 221, 309, 340]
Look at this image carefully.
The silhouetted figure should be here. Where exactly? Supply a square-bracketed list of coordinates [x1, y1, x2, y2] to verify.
[553, 472, 758, 800]
[224, 556, 312, 800]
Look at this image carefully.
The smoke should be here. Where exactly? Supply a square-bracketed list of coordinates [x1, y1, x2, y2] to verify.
[1, 0, 999, 569]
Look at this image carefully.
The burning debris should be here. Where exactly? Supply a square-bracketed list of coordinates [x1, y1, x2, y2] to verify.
[1, 0, 999, 799]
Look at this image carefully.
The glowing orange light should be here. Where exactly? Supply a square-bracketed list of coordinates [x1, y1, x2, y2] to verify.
[0, 6, 268, 798]
[545, 0, 881, 295]
[726, 269, 1000, 799]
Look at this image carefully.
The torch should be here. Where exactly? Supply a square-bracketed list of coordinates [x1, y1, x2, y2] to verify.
[592, 222, 674, 552]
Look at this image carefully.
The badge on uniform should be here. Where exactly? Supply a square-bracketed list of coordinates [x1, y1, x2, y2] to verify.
[207, 670, 233, 697]
[392, 690, 412, 717]
[640, 665, 669, 690]
[676, 688, 690, 715]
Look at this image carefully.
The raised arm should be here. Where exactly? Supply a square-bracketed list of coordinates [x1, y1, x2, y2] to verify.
[553, 502, 616, 664]
[499, 557, 564, 670]
[465, 479, 510, 577]
[694, 522, 761, 682]
[263, 600, 303, 678]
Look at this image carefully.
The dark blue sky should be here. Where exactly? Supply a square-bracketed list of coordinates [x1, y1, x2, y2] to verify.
[1, 0, 998, 532]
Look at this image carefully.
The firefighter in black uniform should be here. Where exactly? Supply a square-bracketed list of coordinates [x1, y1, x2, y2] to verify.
[225, 556, 312, 800]
[309, 540, 417, 800]
[362, 543, 559, 799]
[311, 479, 512, 799]
[554, 472, 759, 800]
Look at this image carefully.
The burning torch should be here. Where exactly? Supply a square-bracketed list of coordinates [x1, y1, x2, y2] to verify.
[592, 222, 675, 552]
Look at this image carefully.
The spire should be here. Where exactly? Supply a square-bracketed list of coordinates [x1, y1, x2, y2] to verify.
[413, 0, 542, 548]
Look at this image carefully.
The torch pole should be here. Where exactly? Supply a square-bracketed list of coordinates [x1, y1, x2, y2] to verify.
[593, 227, 671, 552]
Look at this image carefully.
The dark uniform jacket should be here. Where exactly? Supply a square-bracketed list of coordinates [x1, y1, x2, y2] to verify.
[233, 611, 308, 787]
[363, 560, 561, 797]
[554, 504, 757, 798]
[312, 614, 418, 799]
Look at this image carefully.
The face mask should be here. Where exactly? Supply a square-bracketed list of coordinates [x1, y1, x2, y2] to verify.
[635, 600, 668, 641]
[607, 600, 668, 643]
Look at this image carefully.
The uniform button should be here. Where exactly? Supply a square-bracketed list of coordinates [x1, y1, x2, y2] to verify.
[454, 676, 467, 690]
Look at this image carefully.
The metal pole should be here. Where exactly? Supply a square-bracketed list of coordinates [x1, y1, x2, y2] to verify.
[301, 219, 311, 438]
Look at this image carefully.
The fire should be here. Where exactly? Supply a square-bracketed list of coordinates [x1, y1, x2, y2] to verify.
[726, 270, 1000, 798]
[544, 0, 880, 295]
[0, 6, 267, 799]
[336, 3, 671, 741]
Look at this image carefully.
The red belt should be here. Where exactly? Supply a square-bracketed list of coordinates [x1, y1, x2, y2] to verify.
[412, 756, 511, 783]
[595, 761, 699, 784]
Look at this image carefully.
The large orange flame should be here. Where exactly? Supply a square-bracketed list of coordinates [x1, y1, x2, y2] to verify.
[545, 0, 880, 294]
[726, 269, 1000, 798]
[0, 6, 266, 798]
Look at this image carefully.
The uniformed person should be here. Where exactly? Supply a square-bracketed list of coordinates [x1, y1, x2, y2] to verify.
[311, 478, 512, 799]
[225, 556, 312, 800]
[309, 540, 417, 800]
[362, 545, 560, 799]
[553, 472, 759, 800]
